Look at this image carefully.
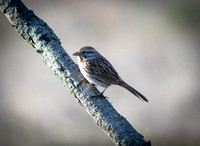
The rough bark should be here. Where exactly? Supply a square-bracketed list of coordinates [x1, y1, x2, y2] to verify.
[0, 0, 151, 145]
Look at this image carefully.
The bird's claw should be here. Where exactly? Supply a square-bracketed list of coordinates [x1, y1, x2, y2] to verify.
[77, 79, 90, 87]
[89, 93, 109, 101]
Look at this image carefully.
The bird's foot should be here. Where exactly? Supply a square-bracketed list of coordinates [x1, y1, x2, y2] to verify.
[77, 79, 90, 87]
[89, 92, 109, 100]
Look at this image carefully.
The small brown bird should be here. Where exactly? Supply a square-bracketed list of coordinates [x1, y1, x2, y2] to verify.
[73, 46, 148, 102]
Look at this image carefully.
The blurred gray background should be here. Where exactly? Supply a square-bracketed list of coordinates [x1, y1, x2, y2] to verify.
[0, 0, 200, 146]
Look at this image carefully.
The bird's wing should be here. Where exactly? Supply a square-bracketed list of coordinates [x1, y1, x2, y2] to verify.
[86, 57, 121, 84]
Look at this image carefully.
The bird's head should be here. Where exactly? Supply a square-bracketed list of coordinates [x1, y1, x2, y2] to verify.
[73, 46, 100, 60]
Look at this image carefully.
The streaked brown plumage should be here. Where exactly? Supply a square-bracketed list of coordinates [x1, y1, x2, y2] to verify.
[73, 46, 148, 102]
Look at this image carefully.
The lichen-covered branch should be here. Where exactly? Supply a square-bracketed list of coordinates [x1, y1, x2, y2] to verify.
[0, 0, 150, 145]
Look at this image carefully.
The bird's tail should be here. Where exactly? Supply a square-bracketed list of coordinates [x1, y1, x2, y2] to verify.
[119, 80, 148, 102]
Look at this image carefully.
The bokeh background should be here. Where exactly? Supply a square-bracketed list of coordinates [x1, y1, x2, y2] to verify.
[0, 0, 200, 146]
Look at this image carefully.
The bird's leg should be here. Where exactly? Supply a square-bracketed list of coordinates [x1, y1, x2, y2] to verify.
[90, 85, 109, 99]
[101, 85, 109, 95]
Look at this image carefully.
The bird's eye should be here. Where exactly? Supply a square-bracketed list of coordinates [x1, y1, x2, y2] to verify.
[82, 51, 85, 54]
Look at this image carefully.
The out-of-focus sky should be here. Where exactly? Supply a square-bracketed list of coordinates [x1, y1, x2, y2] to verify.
[0, 0, 200, 146]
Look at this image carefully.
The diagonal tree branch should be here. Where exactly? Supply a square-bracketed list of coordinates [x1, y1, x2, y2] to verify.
[0, 0, 151, 145]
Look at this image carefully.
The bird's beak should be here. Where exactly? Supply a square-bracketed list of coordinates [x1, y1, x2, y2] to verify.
[73, 52, 79, 56]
